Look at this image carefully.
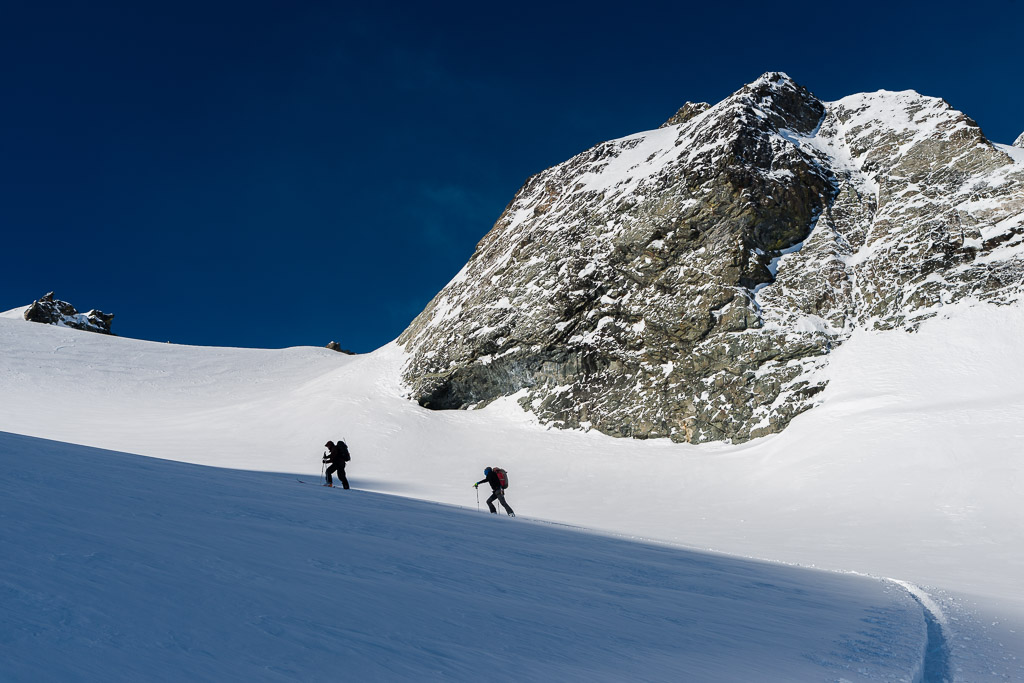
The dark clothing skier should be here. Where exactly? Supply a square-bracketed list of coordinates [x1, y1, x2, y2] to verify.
[475, 467, 514, 516]
[323, 440, 350, 489]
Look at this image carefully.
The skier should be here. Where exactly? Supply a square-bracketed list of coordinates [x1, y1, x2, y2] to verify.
[474, 467, 514, 516]
[322, 440, 350, 489]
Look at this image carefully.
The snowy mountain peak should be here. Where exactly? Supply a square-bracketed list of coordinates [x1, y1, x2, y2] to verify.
[1015, 131, 1024, 148]
[733, 70, 824, 135]
[399, 74, 1024, 444]
[824, 89, 1000, 178]
[744, 70, 804, 101]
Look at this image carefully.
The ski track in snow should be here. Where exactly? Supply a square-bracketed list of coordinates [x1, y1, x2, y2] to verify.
[886, 580, 953, 683]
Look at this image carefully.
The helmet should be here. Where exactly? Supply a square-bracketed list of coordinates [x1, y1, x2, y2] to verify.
[484, 467, 492, 476]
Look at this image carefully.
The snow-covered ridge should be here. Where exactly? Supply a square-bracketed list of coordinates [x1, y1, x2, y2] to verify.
[0, 305, 29, 319]
[507, 71, 822, 233]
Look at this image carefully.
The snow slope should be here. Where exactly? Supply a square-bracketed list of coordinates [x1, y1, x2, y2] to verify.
[0, 305, 29, 319]
[2, 298, 1023, 679]
[0, 431, 927, 681]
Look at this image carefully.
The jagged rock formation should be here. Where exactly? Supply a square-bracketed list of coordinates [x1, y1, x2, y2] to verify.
[1015, 132, 1024, 148]
[399, 73, 1024, 443]
[24, 292, 115, 334]
[659, 102, 710, 128]
[325, 341, 355, 355]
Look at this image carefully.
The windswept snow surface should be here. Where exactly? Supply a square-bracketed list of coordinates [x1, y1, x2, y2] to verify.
[2, 299, 1024, 679]
[0, 432, 926, 681]
[0, 306, 28, 319]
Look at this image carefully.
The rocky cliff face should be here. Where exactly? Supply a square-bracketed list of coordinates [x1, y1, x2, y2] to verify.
[23, 292, 115, 334]
[399, 73, 1024, 443]
[1015, 132, 1024, 148]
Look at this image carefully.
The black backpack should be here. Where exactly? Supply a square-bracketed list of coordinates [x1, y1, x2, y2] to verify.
[337, 441, 351, 462]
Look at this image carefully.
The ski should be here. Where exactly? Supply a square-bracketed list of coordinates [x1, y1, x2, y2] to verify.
[296, 478, 348, 490]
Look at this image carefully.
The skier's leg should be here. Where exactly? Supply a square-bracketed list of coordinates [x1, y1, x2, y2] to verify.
[486, 491, 498, 513]
[325, 464, 337, 486]
[339, 466, 350, 490]
[497, 491, 515, 516]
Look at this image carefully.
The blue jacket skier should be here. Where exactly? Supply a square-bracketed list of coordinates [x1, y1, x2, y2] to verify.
[475, 467, 514, 516]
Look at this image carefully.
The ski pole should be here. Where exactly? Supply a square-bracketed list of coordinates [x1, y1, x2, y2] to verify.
[476, 485, 480, 512]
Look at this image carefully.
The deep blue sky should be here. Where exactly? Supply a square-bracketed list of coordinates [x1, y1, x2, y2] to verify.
[3, 0, 1022, 351]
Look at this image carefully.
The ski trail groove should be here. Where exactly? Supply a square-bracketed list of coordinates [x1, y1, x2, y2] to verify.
[888, 579, 952, 683]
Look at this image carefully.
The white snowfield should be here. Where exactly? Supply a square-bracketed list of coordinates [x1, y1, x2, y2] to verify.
[1, 433, 927, 682]
[1, 298, 1023, 680]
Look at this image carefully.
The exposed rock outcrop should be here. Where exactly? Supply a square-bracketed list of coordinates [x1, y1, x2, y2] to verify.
[326, 341, 355, 355]
[1015, 132, 1024, 148]
[660, 102, 710, 128]
[24, 292, 115, 334]
[399, 74, 1024, 443]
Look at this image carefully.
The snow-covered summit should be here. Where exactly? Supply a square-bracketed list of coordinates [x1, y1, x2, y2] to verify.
[398, 73, 1024, 444]
[1015, 130, 1024, 148]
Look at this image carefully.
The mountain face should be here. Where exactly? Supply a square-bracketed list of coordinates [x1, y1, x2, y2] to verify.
[22, 292, 115, 334]
[398, 73, 1024, 444]
[1015, 132, 1024, 148]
